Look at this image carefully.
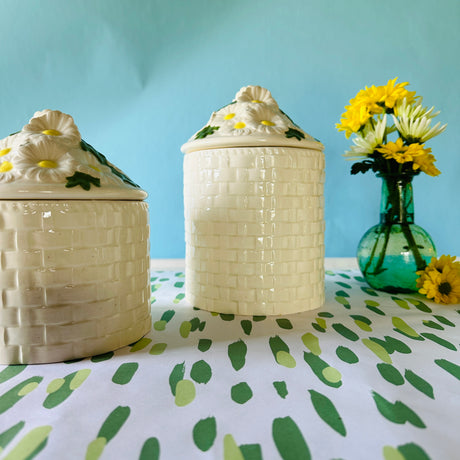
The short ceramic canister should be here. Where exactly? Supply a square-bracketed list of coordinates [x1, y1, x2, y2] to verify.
[182, 86, 325, 316]
[0, 111, 151, 364]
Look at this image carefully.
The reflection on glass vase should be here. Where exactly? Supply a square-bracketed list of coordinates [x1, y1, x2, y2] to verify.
[357, 173, 436, 293]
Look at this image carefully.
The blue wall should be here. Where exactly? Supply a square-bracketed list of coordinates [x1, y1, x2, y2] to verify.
[1, 0, 459, 258]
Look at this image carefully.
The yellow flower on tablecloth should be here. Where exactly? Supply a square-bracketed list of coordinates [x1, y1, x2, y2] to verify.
[23, 110, 81, 146]
[417, 255, 460, 304]
[418, 267, 460, 304]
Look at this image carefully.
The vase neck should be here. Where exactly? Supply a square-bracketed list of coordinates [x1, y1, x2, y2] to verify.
[379, 174, 414, 224]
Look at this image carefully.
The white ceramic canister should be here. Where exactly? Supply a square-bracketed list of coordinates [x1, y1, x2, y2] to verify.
[182, 86, 325, 315]
[0, 110, 151, 364]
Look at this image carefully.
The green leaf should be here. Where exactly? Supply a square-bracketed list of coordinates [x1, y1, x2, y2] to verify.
[65, 171, 100, 191]
[284, 127, 305, 141]
[80, 140, 109, 165]
[190, 360, 212, 384]
[193, 417, 216, 452]
[195, 125, 219, 139]
[168, 363, 185, 396]
[228, 340, 247, 371]
[272, 417, 311, 460]
[351, 160, 375, 175]
[97, 406, 130, 442]
[405, 369, 434, 398]
[308, 389, 346, 436]
[372, 391, 425, 427]
[140, 438, 160, 460]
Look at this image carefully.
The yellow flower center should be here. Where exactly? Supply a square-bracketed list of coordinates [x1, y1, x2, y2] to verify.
[37, 160, 58, 169]
[251, 100, 262, 103]
[224, 113, 235, 120]
[42, 129, 62, 136]
[0, 161, 13, 173]
[234, 122, 246, 129]
[0, 148, 11, 157]
[261, 120, 275, 126]
[89, 165, 101, 172]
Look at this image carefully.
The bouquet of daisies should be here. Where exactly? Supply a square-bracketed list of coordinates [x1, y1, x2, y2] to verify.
[336, 77, 446, 177]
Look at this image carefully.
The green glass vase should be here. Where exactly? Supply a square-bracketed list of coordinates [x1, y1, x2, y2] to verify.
[357, 173, 436, 293]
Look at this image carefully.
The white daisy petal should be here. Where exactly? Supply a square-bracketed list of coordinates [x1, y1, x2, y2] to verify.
[247, 105, 288, 134]
[15, 138, 78, 182]
[23, 110, 81, 147]
[234, 85, 278, 108]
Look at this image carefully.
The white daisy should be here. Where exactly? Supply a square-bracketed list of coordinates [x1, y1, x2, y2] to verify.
[23, 110, 81, 147]
[393, 112, 447, 144]
[394, 97, 439, 120]
[344, 115, 388, 159]
[247, 105, 288, 134]
[234, 85, 278, 108]
[75, 150, 124, 185]
[15, 138, 78, 182]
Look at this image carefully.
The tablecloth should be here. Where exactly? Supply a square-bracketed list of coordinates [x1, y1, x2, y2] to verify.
[0, 265, 459, 460]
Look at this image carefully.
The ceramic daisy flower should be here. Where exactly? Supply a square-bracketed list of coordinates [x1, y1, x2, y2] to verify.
[218, 117, 256, 136]
[0, 158, 18, 182]
[15, 138, 78, 182]
[247, 105, 288, 134]
[0, 133, 26, 159]
[210, 103, 239, 126]
[75, 150, 124, 186]
[23, 110, 81, 147]
[216, 105, 256, 136]
[235, 85, 278, 108]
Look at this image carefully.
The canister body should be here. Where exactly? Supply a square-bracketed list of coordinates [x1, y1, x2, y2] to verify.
[0, 200, 151, 364]
[184, 146, 325, 315]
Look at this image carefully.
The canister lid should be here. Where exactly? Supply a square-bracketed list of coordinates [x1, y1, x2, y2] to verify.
[0, 110, 147, 200]
[181, 85, 324, 154]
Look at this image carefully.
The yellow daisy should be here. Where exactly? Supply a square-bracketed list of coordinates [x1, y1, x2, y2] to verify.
[417, 255, 460, 284]
[352, 77, 416, 112]
[412, 152, 441, 177]
[336, 103, 372, 138]
[376, 138, 427, 164]
[418, 265, 460, 304]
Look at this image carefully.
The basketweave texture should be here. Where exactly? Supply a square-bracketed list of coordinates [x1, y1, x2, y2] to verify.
[0, 200, 151, 364]
[184, 147, 325, 315]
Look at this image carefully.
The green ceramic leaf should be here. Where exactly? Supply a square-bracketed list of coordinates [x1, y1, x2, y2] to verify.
[65, 171, 100, 191]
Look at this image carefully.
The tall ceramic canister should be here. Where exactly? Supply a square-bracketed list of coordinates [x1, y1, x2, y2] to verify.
[0, 110, 151, 364]
[182, 86, 325, 315]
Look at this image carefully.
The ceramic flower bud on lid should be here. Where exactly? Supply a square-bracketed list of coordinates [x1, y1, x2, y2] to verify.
[0, 110, 151, 364]
[182, 85, 325, 315]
